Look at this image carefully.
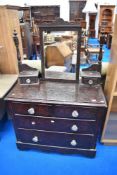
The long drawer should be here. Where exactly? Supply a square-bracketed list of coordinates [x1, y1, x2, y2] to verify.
[12, 102, 97, 120]
[17, 129, 96, 149]
[14, 114, 96, 134]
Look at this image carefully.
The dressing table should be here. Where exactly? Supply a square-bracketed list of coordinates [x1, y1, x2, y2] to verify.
[5, 19, 107, 157]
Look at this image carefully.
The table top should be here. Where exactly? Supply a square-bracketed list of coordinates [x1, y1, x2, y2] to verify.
[5, 81, 107, 107]
[0, 74, 18, 99]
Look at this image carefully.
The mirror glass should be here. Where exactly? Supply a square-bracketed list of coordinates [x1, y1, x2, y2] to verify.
[43, 30, 78, 81]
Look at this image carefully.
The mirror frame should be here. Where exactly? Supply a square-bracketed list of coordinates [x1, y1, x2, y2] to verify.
[39, 18, 82, 83]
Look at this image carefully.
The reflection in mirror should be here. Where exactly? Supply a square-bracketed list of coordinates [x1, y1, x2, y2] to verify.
[43, 31, 78, 81]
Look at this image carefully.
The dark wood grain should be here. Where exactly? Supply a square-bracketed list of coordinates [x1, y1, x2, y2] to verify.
[16, 129, 96, 149]
[16, 142, 96, 158]
[5, 80, 107, 157]
[69, 0, 86, 21]
[31, 6, 60, 25]
[82, 77, 101, 85]
[0, 99, 5, 120]
[11, 102, 98, 120]
[14, 114, 96, 134]
[5, 82, 106, 107]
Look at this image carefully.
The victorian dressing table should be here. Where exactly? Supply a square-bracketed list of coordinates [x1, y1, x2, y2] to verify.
[5, 19, 107, 157]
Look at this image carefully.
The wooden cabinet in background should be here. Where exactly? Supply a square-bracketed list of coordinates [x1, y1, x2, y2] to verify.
[101, 15, 117, 144]
[0, 6, 23, 74]
[22, 7, 31, 23]
[89, 14, 96, 38]
[69, 0, 86, 28]
[99, 5, 115, 35]
[31, 6, 60, 25]
[69, 0, 86, 20]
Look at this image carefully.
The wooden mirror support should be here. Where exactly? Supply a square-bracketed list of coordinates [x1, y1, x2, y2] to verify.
[13, 30, 39, 85]
[39, 18, 82, 83]
[81, 34, 104, 86]
[82, 34, 104, 73]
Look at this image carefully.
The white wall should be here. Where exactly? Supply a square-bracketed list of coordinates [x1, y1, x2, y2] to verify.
[0, 0, 69, 20]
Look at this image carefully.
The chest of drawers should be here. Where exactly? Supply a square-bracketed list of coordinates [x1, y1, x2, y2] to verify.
[5, 81, 107, 157]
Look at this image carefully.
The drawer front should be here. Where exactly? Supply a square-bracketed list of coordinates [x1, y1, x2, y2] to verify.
[82, 77, 101, 86]
[17, 129, 96, 149]
[12, 102, 97, 120]
[14, 115, 96, 134]
[19, 76, 39, 85]
[12, 102, 51, 116]
[54, 105, 97, 120]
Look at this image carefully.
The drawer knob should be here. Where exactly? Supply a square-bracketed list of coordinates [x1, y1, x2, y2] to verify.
[71, 125, 78, 132]
[72, 110, 79, 118]
[70, 140, 77, 146]
[31, 121, 36, 125]
[88, 79, 93, 85]
[26, 78, 31, 84]
[51, 120, 55, 123]
[32, 136, 38, 143]
[28, 108, 35, 115]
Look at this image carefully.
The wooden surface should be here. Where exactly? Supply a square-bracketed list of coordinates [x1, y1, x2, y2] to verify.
[69, 0, 86, 22]
[5, 82, 106, 106]
[14, 114, 96, 134]
[0, 6, 23, 74]
[17, 129, 96, 149]
[101, 15, 117, 143]
[16, 142, 96, 157]
[0, 74, 18, 98]
[0, 99, 5, 120]
[99, 5, 115, 34]
[31, 6, 60, 25]
[20, 23, 33, 59]
[45, 71, 76, 81]
[0, 74, 17, 120]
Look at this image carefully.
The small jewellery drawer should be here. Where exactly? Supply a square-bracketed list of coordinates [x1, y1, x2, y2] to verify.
[17, 129, 96, 149]
[19, 76, 39, 85]
[12, 102, 51, 116]
[14, 114, 96, 134]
